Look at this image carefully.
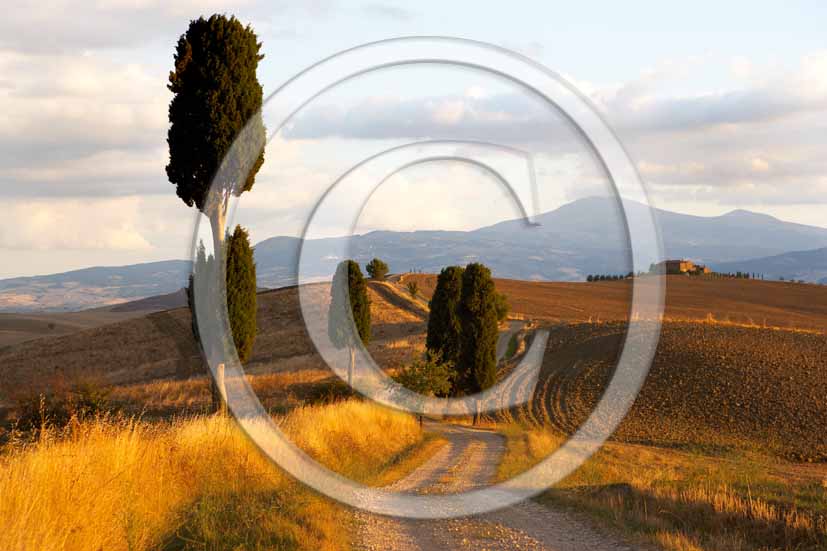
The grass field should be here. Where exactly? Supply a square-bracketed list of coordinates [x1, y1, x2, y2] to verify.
[0, 400, 423, 551]
[497, 424, 827, 551]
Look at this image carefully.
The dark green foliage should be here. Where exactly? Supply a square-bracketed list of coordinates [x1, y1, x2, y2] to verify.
[393, 353, 454, 398]
[406, 281, 419, 298]
[187, 240, 212, 346]
[166, 14, 265, 214]
[494, 292, 509, 322]
[457, 263, 499, 394]
[329, 260, 371, 348]
[426, 266, 465, 367]
[365, 258, 389, 280]
[225, 225, 257, 363]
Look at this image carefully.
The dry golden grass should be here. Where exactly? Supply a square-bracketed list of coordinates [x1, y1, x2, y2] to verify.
[497, 424, 827, 551]
[0, 400, 423, 551]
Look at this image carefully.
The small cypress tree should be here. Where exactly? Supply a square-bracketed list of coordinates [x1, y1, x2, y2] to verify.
[365, 258, 389, 280]
[225, 225, 257, 363]
[426, 266, 465, 370]
[329, 260, 371, 384]
[457, 263, 499, 397]
[494, 292, 509, 322]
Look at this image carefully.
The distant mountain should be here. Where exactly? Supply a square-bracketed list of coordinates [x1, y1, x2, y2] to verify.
[4, 198, 827, 312]
[0, 261, 190, 312]
[255, 197, 827, 287]
[714, 247, 827, 283]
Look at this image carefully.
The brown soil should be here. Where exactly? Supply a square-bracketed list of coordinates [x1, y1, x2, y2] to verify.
[528, 321, 827, 461]
[403, 274, 827, 330]
[0, 282, 425, 416]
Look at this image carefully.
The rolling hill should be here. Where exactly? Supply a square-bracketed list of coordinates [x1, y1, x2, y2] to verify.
[714, 246, 827, 282]
[0, 260, 190, 313]
[2, 276, 826, 461]
[4, 197, 827, 312]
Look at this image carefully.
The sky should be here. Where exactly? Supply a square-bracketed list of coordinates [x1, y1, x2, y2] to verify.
[1, 1, 826, 278]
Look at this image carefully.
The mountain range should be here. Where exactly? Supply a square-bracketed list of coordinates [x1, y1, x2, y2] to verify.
[3, 197, 826, 312]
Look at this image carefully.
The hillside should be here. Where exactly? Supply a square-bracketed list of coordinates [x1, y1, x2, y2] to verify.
[0, 260, 190, 313]
[5, 197, 827, 312]
[529, 321, 827, 460]
[402, 273, 827, 331]
[715, 246, 827, 282]
[0, 290, 187, 348]
[0, 281, 429, 416]
[3, 275, 827, 454]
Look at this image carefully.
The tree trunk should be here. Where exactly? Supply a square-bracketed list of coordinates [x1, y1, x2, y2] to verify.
[212, 362, 228, 416]
[348, 346, 355, 387]
[208, 207, 227, 415]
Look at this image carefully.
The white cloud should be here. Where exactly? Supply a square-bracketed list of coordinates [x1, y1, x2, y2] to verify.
[360, 3, 416, 21]
[0, 49, 168, 186]
[1, 197, 154, 251]
[0, 0, 323, 52]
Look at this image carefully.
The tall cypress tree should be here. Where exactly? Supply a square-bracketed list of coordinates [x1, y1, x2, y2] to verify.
[329, 260, 371, 384]
[426, 266, 465, 373]
[225, 225, 257, 363]
[458, 263, 499, 397]
[167, 14, 265, 287]
[168, 15, 265, 413]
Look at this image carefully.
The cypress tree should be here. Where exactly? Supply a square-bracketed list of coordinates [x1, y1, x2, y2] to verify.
[366, 258, 389, 280]
[329, 260, 371, 384]
[167, 14, 265, 284]
[457, 263, 499, 397]
[167, 15, 265, 413]
[225, 225, 257, 363]
[426, 266, 465, 370]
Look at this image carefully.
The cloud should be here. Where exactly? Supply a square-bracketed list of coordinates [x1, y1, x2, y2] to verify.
[0, 0, 329, 53]
[602, 52, 827, 133]
[280, 51, 827, 213]
[360, 3, 416, 21]
[284, 92, 567, 142]
[1, 197, 154, 251]
[0, 50, 170, 198]
[286, 51, 827, 142]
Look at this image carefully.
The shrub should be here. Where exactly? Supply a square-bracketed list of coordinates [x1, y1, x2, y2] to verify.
[494, 292, 509, 322]
[365, 258, 389, 280]
[14, 383, 113, 432]
[406, 281, 419, 298]
[393, 353, 454, 398]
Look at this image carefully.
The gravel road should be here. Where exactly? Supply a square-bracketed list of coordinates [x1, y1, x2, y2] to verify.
[353, 423, 639, 551]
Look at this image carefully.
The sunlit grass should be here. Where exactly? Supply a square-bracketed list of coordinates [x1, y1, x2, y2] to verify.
[0, 400, 422, 551]
[497, 424, 827, 551]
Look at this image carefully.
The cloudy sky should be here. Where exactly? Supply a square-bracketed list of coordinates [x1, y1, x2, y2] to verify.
[1, 1, 825, 278]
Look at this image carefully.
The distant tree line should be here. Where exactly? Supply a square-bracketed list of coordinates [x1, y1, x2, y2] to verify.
[586, 273, 634, 282]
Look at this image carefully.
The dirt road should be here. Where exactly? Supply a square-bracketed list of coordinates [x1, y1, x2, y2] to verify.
[495, 320, 524, 361]
[353, 423, 637, 550]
